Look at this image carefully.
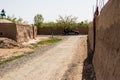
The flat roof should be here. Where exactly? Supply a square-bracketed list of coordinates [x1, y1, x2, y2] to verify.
[0, 19, 13, 23]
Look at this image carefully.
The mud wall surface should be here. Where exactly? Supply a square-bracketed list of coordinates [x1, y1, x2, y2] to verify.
[77, 27, 88, 34]
[37, 26, 88, 35]
[0, 23, 17, 40]
[91, 0, 120, 80]
[16, 24, 37, 42]
[37, 27, 63, 35]
[88, 25, 94, 50]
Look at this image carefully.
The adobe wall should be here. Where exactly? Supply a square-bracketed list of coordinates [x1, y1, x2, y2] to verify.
[88, 25, 94, 50]
[77, 26, 88, 34]
[0, 22, 37, 42]
[0, 23, 17, 40]
[37, 27, 60, 35]
[91, 0, 120, 80]
[37, 26, 88, 35]
[16, 24, 37, 42]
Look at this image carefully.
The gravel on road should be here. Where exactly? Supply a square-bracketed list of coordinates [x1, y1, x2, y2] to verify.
[0, 35, 87, 80]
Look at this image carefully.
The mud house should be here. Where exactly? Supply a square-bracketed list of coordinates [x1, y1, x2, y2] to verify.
[0, 19, 37, 42]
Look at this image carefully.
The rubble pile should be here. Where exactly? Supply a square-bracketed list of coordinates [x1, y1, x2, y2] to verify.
[0, 37, 21, 48]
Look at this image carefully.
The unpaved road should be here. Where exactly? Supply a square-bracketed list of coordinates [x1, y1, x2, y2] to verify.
[0, 35, 87, 80]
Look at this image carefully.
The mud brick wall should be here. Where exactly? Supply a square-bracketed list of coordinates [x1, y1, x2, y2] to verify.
[88, 25, 94, 51]
[37, 27, 63, 35]
[16, 24, 37, 42]
[90, 0, 120, 80]
[37, 26, 88, 35]
[77, 27, 88, 34]
[0, 23, 17, 40]
[0, 22, 37, 42]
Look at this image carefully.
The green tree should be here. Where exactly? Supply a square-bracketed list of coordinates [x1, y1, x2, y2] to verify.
[17, 17, 23, 24]
[34, 14, 44, 27]
[77, 20, 90, 27]
[42, 22, 56, 27]
[6, 15, 27, 24]
[6, 15, 17, 23]
[0, 9, 6, 19]
[56, 15, 78, 29]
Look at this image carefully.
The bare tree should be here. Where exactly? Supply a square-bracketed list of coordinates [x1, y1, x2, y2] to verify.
[56, 15, 78, 30]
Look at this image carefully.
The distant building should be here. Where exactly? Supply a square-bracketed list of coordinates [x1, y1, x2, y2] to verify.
[0, 19, 37, 42]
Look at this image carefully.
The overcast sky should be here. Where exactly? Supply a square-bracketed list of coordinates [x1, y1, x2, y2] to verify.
[0, 0, 108, 23]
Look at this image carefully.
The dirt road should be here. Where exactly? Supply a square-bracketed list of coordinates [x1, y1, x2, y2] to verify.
[0, 35, 87, 80]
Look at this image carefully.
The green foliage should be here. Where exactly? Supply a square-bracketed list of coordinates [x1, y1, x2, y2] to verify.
[6, 15, 16, 22]
[0, 56, 4, 61]
[0, 9, 6, 19]
[42, 22, 56, 27]
[56, 15, 78, 29]
[31, 38, 62, 48]
[38, 38, 61, 45]
[6, 15, 28, 24]
[0, 52, 33, 65]
[0, 15, 2, 19]
[77, 20, 90, 27]
[34, 14, 44, 27]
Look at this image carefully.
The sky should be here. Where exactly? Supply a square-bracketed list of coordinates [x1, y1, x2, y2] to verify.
[0, 0, 108, 24]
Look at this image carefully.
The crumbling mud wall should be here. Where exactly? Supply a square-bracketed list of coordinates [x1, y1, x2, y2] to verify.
[0, 23, 17, 40]
[0, 20, 37, 42]
[37, 27, 63, 35]
[37, 26, 88, 35]
[91, 0, 120, 80]
[77, 27, 88, 35]
[16, 24, 37, 42]
[88, 25, 94, 50]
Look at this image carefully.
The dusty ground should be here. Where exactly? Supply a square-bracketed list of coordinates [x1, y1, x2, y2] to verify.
[0, 48, 32, 60]
[0, 35, 51, 61]
[0, 35, 88, 80]
[61, 36, 87, 80]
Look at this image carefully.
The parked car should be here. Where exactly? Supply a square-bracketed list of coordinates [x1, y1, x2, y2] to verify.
[64, 29, 79, 35]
